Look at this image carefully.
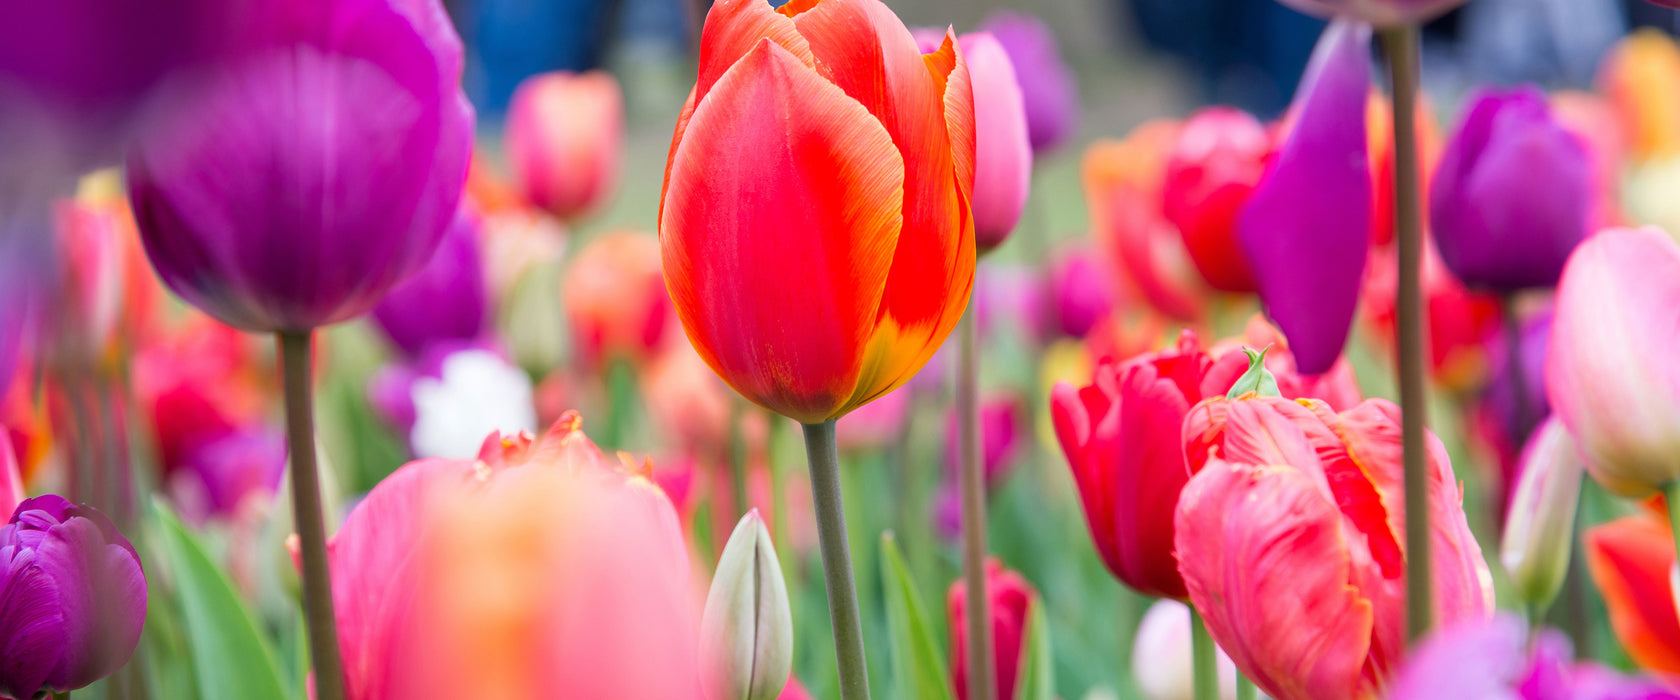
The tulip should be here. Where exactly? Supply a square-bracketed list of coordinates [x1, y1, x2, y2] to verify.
[131, 314, 270, 481]
[325, 412, 699, 699]
[1085, 123, 1209, 321]
[936, 395, 1023, 540]
[371, 207, 488, 359]
[563, 230, 671, 366]
[1210, 316, 1364, 412]
[702, 510, 794, 700]
[643, 341, 734, 455]
[948, 558, 1034, 700]
[1547, 227, 1680, 497]
[1500, 417, 1585, 614]
[1585, 512, 1680, 675]
[659, 0, 976, 425]
[0, 432, 20, 521]
[1132, 599, 1239, 700]
[977, 12, 1078, 154]
[1046, 243, 1114, 339]
[1597, 30, 1680, 162]
[954, 32, 1032, 251]
[1479, 307, 1553, 476]
[1360, 240, 1503, 392]
[1365, 93, 1444, 247]
[1271, 0, 1467, 27]
[1238, 20, 1372, 375]
[504, 71, 623, 221]
[1386, 614, 1680, 700]
[168, 427, 287, 523]
[1175, 395, 1494, 700]
[1430, 86, 1591, 292]
[53, 198, 128, 357]
[126, 0, 474, 333]
[0, 495, 146, 699]
[1162, 107, 1268, 293]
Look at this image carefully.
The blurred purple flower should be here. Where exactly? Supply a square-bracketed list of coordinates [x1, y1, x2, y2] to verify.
[1486, 306, 1553, 453]
[1046, 243, 1115, 339]
[0, 496, 147, 699]
[1238, 19, 1372, 375]
[126, 0, 474, 333]
[1387, 614, 1680, 700]
[371, 206, 487, 358]
[1432, 86, 1590, 292]
[975, 262, 1048, 343]
[936, 395, 1024, 541]
[170, 427, 287, 523]
[978, 11, 1079, 154]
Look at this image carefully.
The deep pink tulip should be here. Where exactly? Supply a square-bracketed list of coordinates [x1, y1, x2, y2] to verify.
[956, 32, 1032, 251]
[1163, 106, 1269, 293]
[1046, 243, 1115, 339]
[504, 71, 623, 221]
[1176, 395, 1494, 700]
[1547, 227, 1680, 497]
[948, 558, 1035, 700]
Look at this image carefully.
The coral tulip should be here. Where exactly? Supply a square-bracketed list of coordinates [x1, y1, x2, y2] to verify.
[1386, 615, 1680, 700]
[504, 71, 624, 221]
[977, 12, 1078, 154]
[948, 558, 1034, 700]
[1431, 86, 1591, 291]
[1084, 123, 1207, 321]
[1547, 227, 1680, 497]
[1272, 0, 1467, 27]
[659, 0, 976, 424]
[1176, 395, 1494, 700]
[126, 0, 474, 333]
[1585, 512, 1680, 674]
[1238, 20, 1372, 374]
[0, 496, 147, 699]
[325, 412, 699, 699]
[563, 230, 671, 366]
[1162, 106, 1269, 293]
[371, 207, 488, 359]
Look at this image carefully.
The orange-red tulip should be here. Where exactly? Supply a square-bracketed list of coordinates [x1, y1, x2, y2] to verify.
[562, 230, 671, 366]
[659, 0, 976, 424]
[1585, 512, 1680, 674]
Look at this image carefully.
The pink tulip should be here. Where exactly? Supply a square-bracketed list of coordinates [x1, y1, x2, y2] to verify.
[1546, 226, 1680, 497]
[0, 431, 20, 518]
[504, 71, 624, 221]
[948, 558, 1035, 700]
[957, 32, 1032, 251]
[323, 411, 698, 699]
[1176, 395, 1494, 700]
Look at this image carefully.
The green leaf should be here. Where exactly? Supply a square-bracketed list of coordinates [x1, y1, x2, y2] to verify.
[1015, 596, 1056, 700]
[880, 533, 956, 700]
[1226, 345, 1281, 399]
[151, 501, 290, 700]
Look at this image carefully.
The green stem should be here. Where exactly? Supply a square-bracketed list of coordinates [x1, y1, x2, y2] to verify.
[1666, 482, 1680, 593]
[604, 357, 638, 450]
[1379, 23, 1433, 643]
[1191, 608, 1217, 700]
[278, 331, 345, 700]
[958, 307, 996, 700]
[729, 397, 748, 518]
[1502, 294, 1533, 443]
[1237, 674, 1257, 700]
[802, 420, 871, 700]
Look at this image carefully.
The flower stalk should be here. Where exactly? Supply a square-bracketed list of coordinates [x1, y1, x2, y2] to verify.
[278, 331, 345, 700]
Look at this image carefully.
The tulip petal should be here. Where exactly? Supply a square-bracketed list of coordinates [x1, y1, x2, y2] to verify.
[1585, 514, 1680, 674]
[32, 512, 146, 689]
[1175, 459, 1376, 700]
[0, 550, 64, 699]
[694, 0, 813, 105]
[661, 39, 906, 423]
[1238, 19, 1372, 374]
[0, 431, 21, 520]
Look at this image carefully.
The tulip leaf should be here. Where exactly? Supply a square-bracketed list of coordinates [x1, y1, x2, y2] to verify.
[880, 533, 956, 700]
[151, 501, 289, 700]
[1015, 596, 1056, 700]
[1226, 345, 1281, 399]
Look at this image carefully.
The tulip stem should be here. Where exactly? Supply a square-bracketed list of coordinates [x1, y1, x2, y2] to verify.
[1666, 482, 1680, 586]
[730, 396, 749, 517]
[801, 420, 871, 700]
[1379, 23, 1433, 644]
[277, 331, 346, 700]
[1191, 608, 1217, 700]
[1237, 674, 1257, 700]
[1503, 294, 1534, 443]
[958, 307, 997, 700]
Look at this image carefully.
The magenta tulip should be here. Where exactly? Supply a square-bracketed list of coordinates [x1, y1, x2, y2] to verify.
[370, 206, 488, 358]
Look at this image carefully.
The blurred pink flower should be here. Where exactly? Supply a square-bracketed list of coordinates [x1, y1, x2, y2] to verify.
[504, 71, 623, 221]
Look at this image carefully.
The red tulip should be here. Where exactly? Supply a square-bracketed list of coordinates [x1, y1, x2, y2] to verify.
[948, 558, 1035, 700]
[504, 71, 624, 221]
[659, 0, 976, 424]
[1584, 511, 1680, 674]
[1162, 106, 1269, 293]
[1084, 123, 1208, 321]
[1176, 395, 1494, 700]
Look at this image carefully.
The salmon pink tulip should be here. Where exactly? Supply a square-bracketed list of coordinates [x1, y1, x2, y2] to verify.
[1585, 512, 1680, 674]
[1176, 395, 1494, 700]
[1547, 227, 1680, 497]
[659, 0, 977, 424]
[1162, 106, 1268, 293]
[504, 71, 624, 221]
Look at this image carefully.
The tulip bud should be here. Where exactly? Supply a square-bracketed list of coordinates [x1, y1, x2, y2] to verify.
[1224, 346, 1280, 399]
[978, 11, 1079, 154]
[504, 71, 624, 222]
[702, 509, 793, 700]
[0, 496, 147, 699]
[958, 32, 1033, 251]
[1500, 417, 1585, 613]
[948, 558, 1035, 700]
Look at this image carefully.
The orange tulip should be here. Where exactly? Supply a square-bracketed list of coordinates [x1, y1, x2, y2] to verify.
[1585, 512, 1680, 674]
[1598, 29, 1680, 162]
[659, 0, 976, 424]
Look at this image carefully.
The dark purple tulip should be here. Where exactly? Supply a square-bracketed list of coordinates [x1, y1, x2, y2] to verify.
[1046, 243, 1115, 339]
[1387, 614, 1680, 700]
[0, 496, 147, 699]
[1238, 19, 1372, 375]
[370, 206, 487, 358]
[126, 0, 474, 333]
[1431, 87, 1590, 292]
[978, 11, 1079, 154]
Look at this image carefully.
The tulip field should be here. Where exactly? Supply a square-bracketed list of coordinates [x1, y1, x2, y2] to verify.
[8, 0, 1680, 699]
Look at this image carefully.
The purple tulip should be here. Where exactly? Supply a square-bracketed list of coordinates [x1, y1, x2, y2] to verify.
[1272, 0, 1469, 27]
[978, 11, 1079, 154]
[126, 0, 474, 333]
[1485, 307, 1553, 451]
[0, 496, 147, 699]
[1238, 19, 1372, 375]
[1387, 614, 1680, 700]
[371, 206, 487, 358]
[170, 427, 287, 523]
[1046, 243, 1115, 339]
[1431, 87, 1590, 292]
[935, 395, 1023, 541]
